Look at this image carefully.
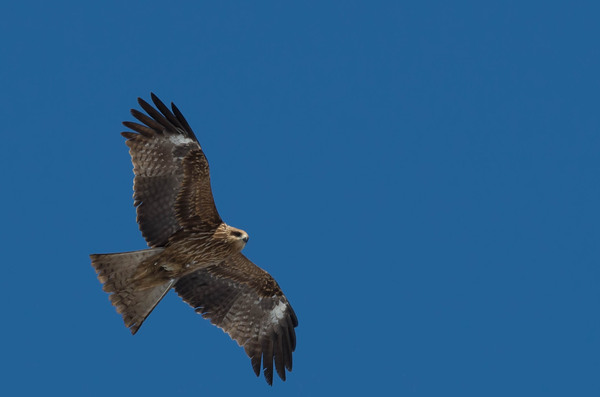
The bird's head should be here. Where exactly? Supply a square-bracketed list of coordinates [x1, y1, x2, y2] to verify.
[226, 225, 249, 252]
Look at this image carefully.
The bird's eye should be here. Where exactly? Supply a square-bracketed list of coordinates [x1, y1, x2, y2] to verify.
[231, 231, 241, 237]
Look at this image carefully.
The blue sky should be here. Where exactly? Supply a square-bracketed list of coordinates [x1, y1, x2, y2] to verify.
[1, 1, 599, 395]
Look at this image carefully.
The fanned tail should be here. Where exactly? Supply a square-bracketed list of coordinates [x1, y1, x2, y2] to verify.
[90, 248, 175, 334]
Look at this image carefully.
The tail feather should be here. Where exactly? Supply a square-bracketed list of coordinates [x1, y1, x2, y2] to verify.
[91, 248, 175, 334]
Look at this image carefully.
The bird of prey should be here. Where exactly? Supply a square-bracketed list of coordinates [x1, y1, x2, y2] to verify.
[90, 94, 298, 385]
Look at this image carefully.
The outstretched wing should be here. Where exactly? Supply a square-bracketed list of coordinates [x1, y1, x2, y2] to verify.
[174, 253, 298, 385]
[121, 94, 221, 247]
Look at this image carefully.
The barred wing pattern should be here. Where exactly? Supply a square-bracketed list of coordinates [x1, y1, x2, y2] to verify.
[121, 94, 221, 247]
[175, 253, 298, 385]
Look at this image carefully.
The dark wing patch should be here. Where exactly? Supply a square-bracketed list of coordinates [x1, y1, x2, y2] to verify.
[122, 94, 221, 247]
[174, 148, 221, 230]
[174, 253, 298, 385]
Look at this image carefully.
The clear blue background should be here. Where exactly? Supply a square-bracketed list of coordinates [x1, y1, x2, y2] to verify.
[1, 1, 598, 395]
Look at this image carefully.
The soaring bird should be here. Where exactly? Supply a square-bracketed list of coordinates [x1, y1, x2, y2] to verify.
[90, 94, 297, 385]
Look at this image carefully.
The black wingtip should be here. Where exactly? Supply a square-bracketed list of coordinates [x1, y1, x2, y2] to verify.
[170, 102, 198, 141]
[264, 372, 273, 386]
[251, 355, 261, 377]
[274, 332, 286, 381]
[133, 93, 198, 142]
[262, 337, 274, 385]
[150, 92, 161, 104]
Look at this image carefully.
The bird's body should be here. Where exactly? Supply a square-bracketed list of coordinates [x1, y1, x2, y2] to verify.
[130, 224, 248, 288]
[90, 94, 297, 385]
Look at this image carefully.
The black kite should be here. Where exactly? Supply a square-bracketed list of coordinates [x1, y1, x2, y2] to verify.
[90, 94, 298, 385]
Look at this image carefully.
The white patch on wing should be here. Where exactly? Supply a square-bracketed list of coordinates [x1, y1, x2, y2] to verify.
[269, 300, 287, 324]
[169, 134, 194, 146]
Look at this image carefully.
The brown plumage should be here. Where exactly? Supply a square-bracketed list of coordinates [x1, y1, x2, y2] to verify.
[90, 94, 297, 385]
